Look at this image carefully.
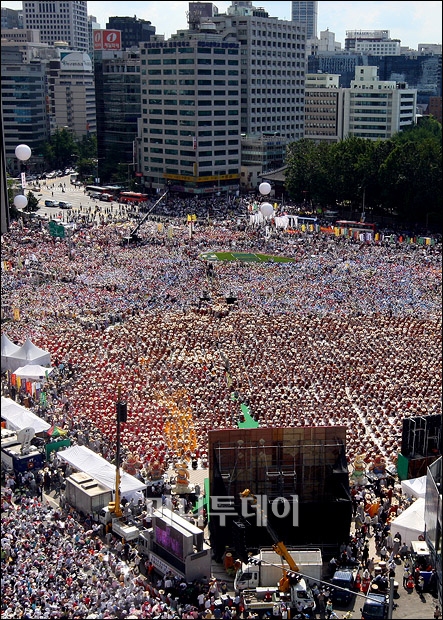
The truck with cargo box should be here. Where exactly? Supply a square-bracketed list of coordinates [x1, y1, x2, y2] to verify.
[64, 472, 113, 517]
[234, 547, 323, 591]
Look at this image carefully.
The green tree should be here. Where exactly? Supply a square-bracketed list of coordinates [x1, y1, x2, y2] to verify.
[284, 121, 442, 230]
[25, 190, 40, 212]
[43, 128, 78, 170]
[77, 133, 97, 160]
[379, 138, 442, 225]
[285, 139, 321, 204]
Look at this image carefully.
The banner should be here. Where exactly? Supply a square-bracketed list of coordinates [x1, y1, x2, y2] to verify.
[238, 403, 259, 428]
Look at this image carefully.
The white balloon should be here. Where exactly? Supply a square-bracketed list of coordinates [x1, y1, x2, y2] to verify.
[14, 194, 28, 209]
[15, 144, 32, 162]
[259, 182, 271, 196]
[260, 202, 274, 217]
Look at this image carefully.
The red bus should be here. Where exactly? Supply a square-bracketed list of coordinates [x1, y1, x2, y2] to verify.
[335, 220, 376, 235]
[119, 192, 149, 205]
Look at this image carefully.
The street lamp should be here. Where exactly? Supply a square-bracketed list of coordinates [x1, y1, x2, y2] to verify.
[13, 144, 32, 214]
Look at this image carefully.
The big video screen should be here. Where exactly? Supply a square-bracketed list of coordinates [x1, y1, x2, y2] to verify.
[155, 520, 185, 560]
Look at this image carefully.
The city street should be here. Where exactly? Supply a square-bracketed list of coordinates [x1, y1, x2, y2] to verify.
[26, 176, 137, 224]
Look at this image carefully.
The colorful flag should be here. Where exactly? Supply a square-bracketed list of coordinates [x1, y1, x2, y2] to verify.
[47, 425, 68, 438]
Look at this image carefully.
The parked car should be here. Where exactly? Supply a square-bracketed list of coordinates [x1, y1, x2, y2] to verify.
[360, 593, 388, 620]
[330, 569, 355, 606]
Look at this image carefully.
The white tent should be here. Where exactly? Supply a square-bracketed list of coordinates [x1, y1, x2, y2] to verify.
[6, 338, 51, 373]
[1, 334, 21, 372]
[1, 396, 51, 434]
[57, 444, 147, 499]
[14, 364, 55, 381]
[401, 475, 427, 499]
[390, 497, 426, 545]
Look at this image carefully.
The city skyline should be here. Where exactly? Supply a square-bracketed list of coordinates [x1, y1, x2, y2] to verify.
[2, 1, 442, 51]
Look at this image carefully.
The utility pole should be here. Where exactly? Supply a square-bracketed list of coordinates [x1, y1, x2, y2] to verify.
[108, 384, 126, 519]
[387, 576, 395, 619]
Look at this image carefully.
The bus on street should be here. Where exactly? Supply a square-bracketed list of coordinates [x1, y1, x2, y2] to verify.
[119, 192, 149, 204]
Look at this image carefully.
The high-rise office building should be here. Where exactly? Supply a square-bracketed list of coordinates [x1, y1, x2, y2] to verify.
[22, 1, 89, 52]
[47, 50, 96, 136]
[213, 3, 306, 142]
[139, 34, 242, 196]
[106, 16, 155, 50]
[94, 49, 141, 182]
[1, 6, 23, 29]
[1, 47, 49, 172]
[343, 66, 417, 140]
[138, 1, 306, 196]
[292, 1, 317, 40]
[345, 30, 401, 56]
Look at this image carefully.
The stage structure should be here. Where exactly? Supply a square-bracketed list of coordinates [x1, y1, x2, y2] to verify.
[208, 426, 352, 562]
[398, 414, 441, 480]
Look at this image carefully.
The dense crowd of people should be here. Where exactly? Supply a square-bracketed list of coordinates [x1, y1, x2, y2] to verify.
[1, 198, 441, 618]
[2, 207, 441, 474]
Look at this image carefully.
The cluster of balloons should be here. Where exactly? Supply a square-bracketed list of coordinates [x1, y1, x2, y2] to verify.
[259, 181, 274, 218]
[13, 144, 32, 211]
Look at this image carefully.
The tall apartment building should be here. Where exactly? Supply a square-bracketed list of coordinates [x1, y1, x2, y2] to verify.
[94, 49, 141, 182]
[106, 16, 156, 50]
[343, 66, 417, 140]
[304, 73, 343, 143]
[22, 1, 89, 52]
[292, 1, 317, 40]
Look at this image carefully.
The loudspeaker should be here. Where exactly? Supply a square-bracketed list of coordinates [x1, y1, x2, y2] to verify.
[117, 402, 127, 423]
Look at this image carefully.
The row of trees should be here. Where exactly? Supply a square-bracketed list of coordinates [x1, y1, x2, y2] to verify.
[284, 117, 442, 231]
[41, 129, 98, 180]
[37, 129, 134, 187]
[12, 119, 442, 230]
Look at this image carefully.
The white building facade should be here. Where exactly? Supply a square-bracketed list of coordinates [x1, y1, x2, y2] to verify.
[343, 66, 417, 140]
[22, 1, 89, 52]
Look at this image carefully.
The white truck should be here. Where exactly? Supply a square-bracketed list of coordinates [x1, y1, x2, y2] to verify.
[235, 547, 323, 616]
[64, 472, 139, 541]
[234, 547, 323, 591]
[64, 472, 113, 517]
[97, 506, 140, 542]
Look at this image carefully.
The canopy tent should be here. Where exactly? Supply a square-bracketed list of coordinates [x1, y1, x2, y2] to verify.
[14, 364, 55, 381]
[4, 338, 51, 373]
[390, 497, 426, 546]
[56, 444, 147, 500]
[1, 334, 21, 372]
[401, 475, 427, 499]
[1, 396, 51, 434]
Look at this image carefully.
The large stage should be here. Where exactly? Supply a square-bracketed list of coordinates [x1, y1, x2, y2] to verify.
[208, 426, 352, 561]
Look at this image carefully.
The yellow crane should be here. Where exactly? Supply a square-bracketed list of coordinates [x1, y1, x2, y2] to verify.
[240, 489, 301, 592]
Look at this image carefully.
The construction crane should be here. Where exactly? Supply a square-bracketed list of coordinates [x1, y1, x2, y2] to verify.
[122, 189, 169, 244]
[240, 489, 301, 592]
